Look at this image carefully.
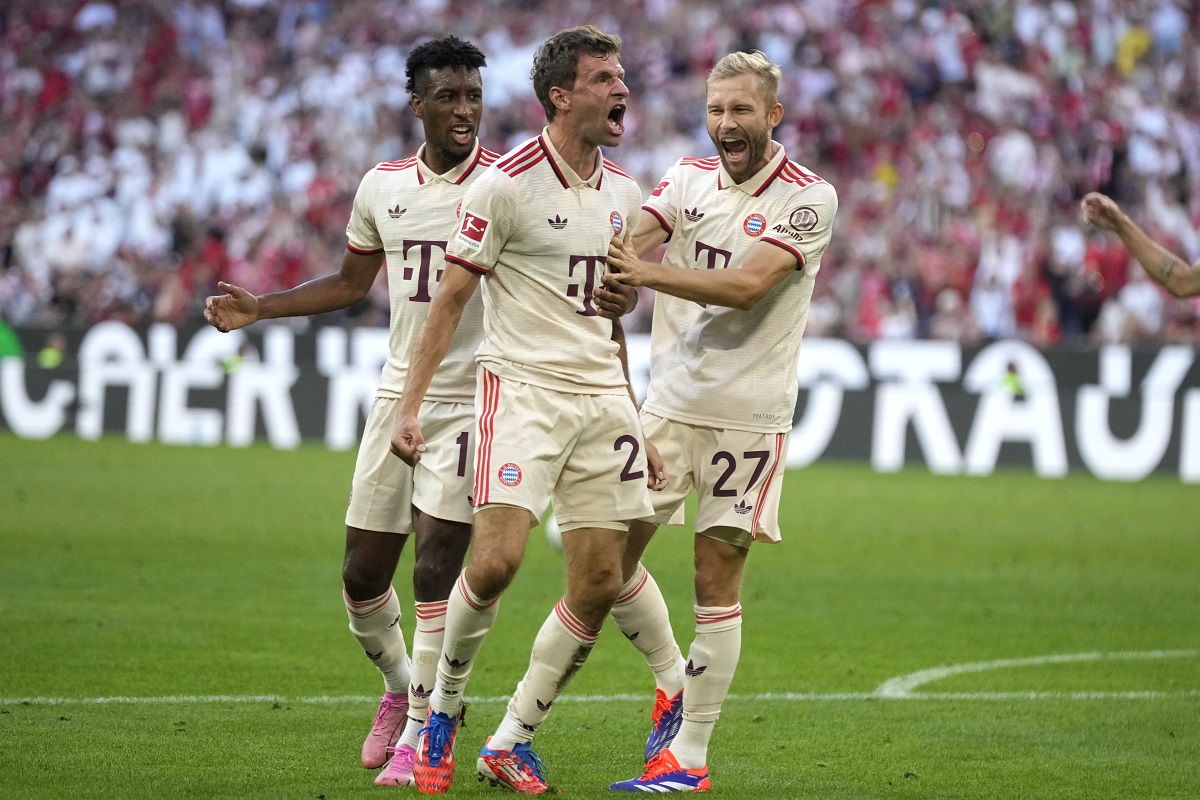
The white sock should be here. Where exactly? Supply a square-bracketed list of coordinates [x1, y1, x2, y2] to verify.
[344, 586, 410, 694]
[429, 573, 500, 717]
[671, 604, 742, 769]
[490, 599, 599, 750]
[610, 563, 683, 696]
[398, 599, 446, 749]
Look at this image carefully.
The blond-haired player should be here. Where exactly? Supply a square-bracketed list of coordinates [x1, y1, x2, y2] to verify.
[605, 50, 839, 793]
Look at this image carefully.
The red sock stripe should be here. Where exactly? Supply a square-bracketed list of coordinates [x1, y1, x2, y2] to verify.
[414, 601, 448, 620]
[554, 599, 600, 644]
[456, 573, 499, 611]
[750, 433, 786, 537]
[696, 604, 742, 627]
[615, 566, 649, 605]
[343, 586, 394, 618]
[474, 369, 500, 506]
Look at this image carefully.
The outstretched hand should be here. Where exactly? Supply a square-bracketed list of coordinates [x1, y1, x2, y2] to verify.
[1080, 192, 1123, 232]
[204, 281, 259, 333]
[389, 412, 426, 466]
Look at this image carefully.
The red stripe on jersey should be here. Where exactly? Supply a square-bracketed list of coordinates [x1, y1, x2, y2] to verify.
[752, 158, 789, 197]
[347, 243, 384, 255]
[497, 140, 542, 173]
[474, 369, 500, 505]
[761, 237, 805, 269]
[602, 157, 633, 180]
[642, 205, 673, 237]
[455, 146, 501, 184]
[377, 157, 417, 172]
[446, 253, 489, 275]
[781, 163, 823, 187]
[680, 156, 720, 168]
[750, 433, 786, 537]
[555, 599, 599, 643]
[537, 135, 571, 189]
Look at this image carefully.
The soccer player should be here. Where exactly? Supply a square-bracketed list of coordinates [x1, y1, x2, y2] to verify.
[203, 36, 533, 789]
[1080, 191, 1200, 298]
[389, 25, 663, 795]
[602, 50, 839, 793]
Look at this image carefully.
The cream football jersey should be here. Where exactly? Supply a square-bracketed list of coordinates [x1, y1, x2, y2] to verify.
[640, 143, 838, 433]
[445, 130, 642, 394]
[345, 140, 497, 402]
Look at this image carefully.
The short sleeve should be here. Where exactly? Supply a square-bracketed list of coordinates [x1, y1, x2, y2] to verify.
[761, 181, 839, 273]
[345, 168, 383, 254]
[446, 168, 518, 275]
[641, 162, 682, 236]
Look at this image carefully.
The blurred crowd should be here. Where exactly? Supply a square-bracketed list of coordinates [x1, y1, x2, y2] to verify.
[2, 0, 1199, 346]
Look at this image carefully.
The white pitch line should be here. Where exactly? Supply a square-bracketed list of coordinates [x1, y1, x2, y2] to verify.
[873, 649, 1200, 697]
[6, 649, 1197, 707]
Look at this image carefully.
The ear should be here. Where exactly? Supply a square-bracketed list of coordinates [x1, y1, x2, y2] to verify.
[411, 93, 424, 119]
[549, 85, 571, 115]
[767, 102, 784, 129]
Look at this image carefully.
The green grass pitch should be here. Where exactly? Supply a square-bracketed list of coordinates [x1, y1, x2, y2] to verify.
[1, 433, 1197, 799]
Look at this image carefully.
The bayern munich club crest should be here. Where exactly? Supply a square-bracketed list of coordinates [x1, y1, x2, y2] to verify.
[498, 463, 523, 486]
[610, 211, 624, 235]
[743, 213, 766, 236]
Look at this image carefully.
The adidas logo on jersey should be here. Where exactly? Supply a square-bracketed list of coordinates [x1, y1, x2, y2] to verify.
[684, 207, 705, 222]
[548, 214, 568, 229]
[734, 499, 752, 515]
[388, 205, 406, 218]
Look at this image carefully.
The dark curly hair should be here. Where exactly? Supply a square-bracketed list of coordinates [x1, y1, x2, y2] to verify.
[531, 26, 621, 121]
[405, 35, 487, 95]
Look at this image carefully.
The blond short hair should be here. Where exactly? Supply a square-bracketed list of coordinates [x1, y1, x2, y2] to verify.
[707, 50, 781, 106]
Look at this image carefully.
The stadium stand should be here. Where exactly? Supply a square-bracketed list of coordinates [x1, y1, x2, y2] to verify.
[2, 0, 1198, 344]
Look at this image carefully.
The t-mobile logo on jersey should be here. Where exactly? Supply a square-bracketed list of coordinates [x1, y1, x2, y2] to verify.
[565, 255, 606, 316]
[695, 241, 733, 271]
[401, 240, 447, 303]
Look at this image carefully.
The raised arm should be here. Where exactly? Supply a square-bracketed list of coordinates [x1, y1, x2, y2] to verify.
[389, 262, 481, 465]
[204, 249, 383, 332]
[1081, 192, 1200, 299]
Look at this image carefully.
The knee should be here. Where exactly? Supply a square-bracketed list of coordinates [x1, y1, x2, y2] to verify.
[413, 545, 469, 601]
[465, 553, 520, 600]
[570, 564, 624, 621]
[693, 571, 739, 608]
[341, 555, 391, 602]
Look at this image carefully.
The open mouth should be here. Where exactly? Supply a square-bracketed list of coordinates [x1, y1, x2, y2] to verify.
[720, 137, 748, 160]
[607, 104, 626, 136]
[450, 124, 473, 146]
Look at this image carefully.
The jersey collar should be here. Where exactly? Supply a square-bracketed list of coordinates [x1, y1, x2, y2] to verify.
[717, 141, 787, 197]
[414, 139, 484, 185]
[538, 128, 604, 191]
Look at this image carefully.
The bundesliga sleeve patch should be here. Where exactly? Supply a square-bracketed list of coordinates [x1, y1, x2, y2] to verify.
[457, 212, 490, 250]
[650, 180, 669, 198]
